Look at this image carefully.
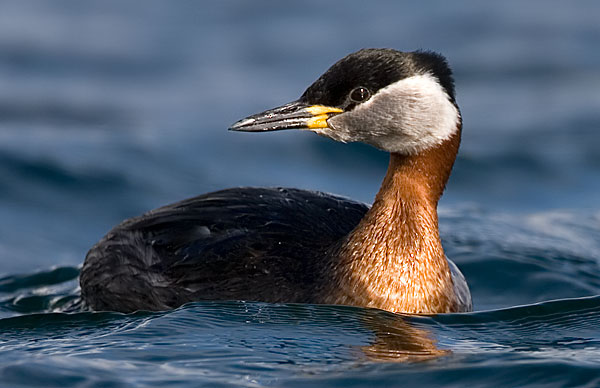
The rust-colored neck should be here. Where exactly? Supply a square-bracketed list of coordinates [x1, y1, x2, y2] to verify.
[323, 131, 461, 313]
[383, 129, 460, 206]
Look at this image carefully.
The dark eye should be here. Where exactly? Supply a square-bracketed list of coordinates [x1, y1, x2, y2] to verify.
[349, 87, 371, 103]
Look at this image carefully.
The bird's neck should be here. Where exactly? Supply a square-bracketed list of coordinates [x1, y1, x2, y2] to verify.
[325, 133, 461, 313]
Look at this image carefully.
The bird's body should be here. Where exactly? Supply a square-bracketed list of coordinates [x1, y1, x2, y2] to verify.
[81, 48, 473, 314]
[81, 187, 367, 312]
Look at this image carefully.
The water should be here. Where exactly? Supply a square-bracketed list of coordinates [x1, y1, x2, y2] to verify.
[1, 1, 599, 386]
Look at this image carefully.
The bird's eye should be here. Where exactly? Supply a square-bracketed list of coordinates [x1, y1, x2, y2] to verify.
[349, 87, 371, 103]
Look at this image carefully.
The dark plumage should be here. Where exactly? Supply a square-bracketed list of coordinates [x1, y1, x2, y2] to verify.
[301, 49, 456, 108]
[81, 188, 367, 312]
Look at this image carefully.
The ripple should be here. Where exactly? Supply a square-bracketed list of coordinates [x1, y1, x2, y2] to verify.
[0, 266, 81, 318]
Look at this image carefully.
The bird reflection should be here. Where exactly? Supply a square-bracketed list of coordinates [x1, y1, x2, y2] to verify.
[358, 309, 447, 362]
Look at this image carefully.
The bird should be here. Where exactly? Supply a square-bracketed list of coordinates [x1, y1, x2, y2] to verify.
[80, 48, 472, 314]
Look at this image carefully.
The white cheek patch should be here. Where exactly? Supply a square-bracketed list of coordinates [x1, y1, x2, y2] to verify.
[326, 73, 460, 154]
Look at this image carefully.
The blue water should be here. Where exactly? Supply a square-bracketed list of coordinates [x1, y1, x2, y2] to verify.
[1, 1, 600, 386]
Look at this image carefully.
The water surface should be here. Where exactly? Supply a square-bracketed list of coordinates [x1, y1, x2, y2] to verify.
[1, 1, 599, 386]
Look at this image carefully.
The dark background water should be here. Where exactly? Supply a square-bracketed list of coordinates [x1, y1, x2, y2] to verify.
[0, 1, 599, 387]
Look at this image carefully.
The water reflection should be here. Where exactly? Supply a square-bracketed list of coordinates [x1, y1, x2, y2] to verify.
[359, 309, 447, 362]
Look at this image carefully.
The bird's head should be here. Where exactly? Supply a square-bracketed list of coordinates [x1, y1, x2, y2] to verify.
[230, 48, 461, 156]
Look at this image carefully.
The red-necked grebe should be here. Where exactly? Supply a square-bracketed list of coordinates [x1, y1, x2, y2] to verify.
[80, 48, 472, 314]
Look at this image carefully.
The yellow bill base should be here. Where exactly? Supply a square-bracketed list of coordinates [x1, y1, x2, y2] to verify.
[305, 105, 343, 129]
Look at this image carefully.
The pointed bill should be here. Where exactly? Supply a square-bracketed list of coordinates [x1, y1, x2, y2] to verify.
[229, 101, 342, 132]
